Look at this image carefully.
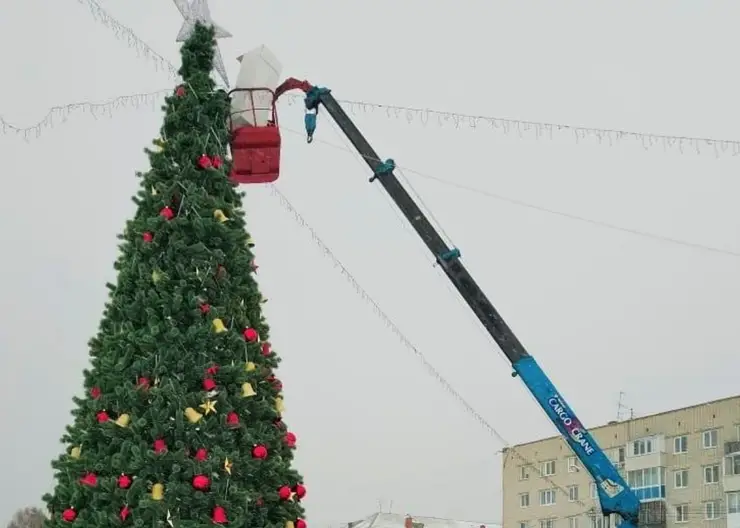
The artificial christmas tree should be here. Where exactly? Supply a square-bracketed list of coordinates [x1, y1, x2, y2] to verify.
[43, 22, 306, 528]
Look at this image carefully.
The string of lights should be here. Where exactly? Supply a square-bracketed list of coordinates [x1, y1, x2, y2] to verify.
[67, 0, 740, 157]
[279, 126, 740, 258]
[268, 182, 740, 524]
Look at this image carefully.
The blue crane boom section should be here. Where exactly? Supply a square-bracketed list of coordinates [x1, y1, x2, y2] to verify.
[291, 82, 641, 528]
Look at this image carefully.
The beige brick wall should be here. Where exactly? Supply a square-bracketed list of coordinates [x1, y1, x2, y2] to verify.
[502, 395, 740, 528]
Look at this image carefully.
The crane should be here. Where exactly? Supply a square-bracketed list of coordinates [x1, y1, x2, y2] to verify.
[227, 76, 642, 528]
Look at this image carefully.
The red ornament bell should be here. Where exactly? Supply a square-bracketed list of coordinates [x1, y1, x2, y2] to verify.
[96, 410, 110, 423]
[212, 506, 227, 524]
[159, 206, 174, 220]
[212, 155, 223, 168]
[175, 85, 186, 97]
[120, 505, 131, 521]
[137, 377, 150, 389]
[194, 448, 208, 461]
[117, 474, 132, 489]
[252, 444, 268, 459]
[200, 303, 211, 314]
[142, 232, 153, 242]
[203, 378, 217, 391]
[261, 342, 271, 356]
[278, 486, 291, 500]
[193, 475, 210, 490]
[62, 508, 76, 522]
[79, 472, 97, 486]
[90, 386, 101, 399]
[284, 432, 297, 448]
[294, 483, 307, 499]
[206, 365, 219, 376]
[226, 412, 240, 427]
[243, 328, 258, 342]
[296, 519, 307, 528]
[153, 439, 167, 454]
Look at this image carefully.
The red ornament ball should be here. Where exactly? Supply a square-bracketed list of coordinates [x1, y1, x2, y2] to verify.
[294, 484, 307, 499]
[117, 474, 132, 489]
[62, 508, 76, 522]
[153, 439, 167, 454]
[120, 506, 131, 521]
[260, 342, 271, 356]
[142, 232, 153, 243]
[193, 475, 211, 491]
[203, 378, 217, 391]
[278, 486, 291, 500]
[90, 386, 101, 399]
[212, 155, 223, 169]
[198, 154, 212, 169]
[159, 206, 174, 220]
[284, 432, 297, 448]
[252, 445, 268, 459]
[96, 410, 109, 423]
[137, 377, 150, 389]
[200, 303, 211, 314]
[296, 519, 307, 528]
[226, 412, 240, 427]
[175, 85, 186, 97]
[194, 448, 208, 461]
[206, 365, 219, 376]
[243, 328, 258, 342]
[212, 506, 227, 524]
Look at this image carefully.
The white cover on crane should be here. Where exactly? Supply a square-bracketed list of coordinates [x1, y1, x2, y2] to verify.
[230, 45, 283, 128]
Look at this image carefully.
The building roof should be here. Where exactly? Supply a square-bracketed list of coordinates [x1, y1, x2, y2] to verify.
[347, 513, 501, 528]
[506, 393, 740, 449]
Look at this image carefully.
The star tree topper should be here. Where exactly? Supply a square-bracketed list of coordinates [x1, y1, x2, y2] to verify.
[173, 0, 231, 86]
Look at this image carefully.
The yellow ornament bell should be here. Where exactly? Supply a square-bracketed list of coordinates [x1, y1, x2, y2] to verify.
[286, 521, 295, 528]
[212, 318, 226, 333]
[275, 397, 285, 413]
[185, 407, 203, 423]
[115, 413, 131, 427]
[260, 296, 268, 304]
[70, 446, 81, 459]
[242, 382, 256, 397]
[224, 457, 233, 475]
[246, 236, 255, 248]
[151, 483, 164, 500]
[152, 270, 162, 283]
[213, 209, 229, 223]
[150, 186, 158, 196]
[245, 361, 256, 372]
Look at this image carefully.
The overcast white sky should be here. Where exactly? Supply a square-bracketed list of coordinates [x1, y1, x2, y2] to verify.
[2, 0, 740, 526]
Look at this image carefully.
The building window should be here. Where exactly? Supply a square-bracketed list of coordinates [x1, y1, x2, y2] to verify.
[540, 489, 556, 506]
[568, 517, 579, 528]
[704, 464, 720, 484]
[520, 465, 530, 481]
[705, 501, 720, 520]
[568, 456, 579, 473]
[728, 492, 740, 514]
[542, 460, 556, 476]
[568, 485, 579, 502]
[519, 493, 530, 508]
[632, 437, 653, 456]
[518, 523, 528, 528]
[674, 469, 688, 488]
[726, 454, 740, 476]
[627, 467, 665, 500]
[673, 435, 688, 454]
[703, 429, 719, 449]
[539, 520, 555, 528]
[675, 504, 688, 523]
[590, 482, 598, 499]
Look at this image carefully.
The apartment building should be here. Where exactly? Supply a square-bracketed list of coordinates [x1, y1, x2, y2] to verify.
[501, 395, 740, 528]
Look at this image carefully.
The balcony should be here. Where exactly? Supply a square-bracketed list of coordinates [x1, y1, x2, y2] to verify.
[725, 449, 740, 491]
[639, 501, 666, 528]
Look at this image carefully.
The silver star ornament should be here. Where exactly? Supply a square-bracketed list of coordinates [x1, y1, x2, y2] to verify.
[173, 0, 231, 86]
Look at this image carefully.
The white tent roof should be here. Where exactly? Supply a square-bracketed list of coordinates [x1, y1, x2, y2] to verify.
[347, 513, 500, 528]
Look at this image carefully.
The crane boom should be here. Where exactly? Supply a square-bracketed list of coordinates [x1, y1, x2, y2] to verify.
[278, 79, 641, 528]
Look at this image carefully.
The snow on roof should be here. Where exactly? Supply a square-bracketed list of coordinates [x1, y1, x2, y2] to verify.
[347, 512, 501, 528]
